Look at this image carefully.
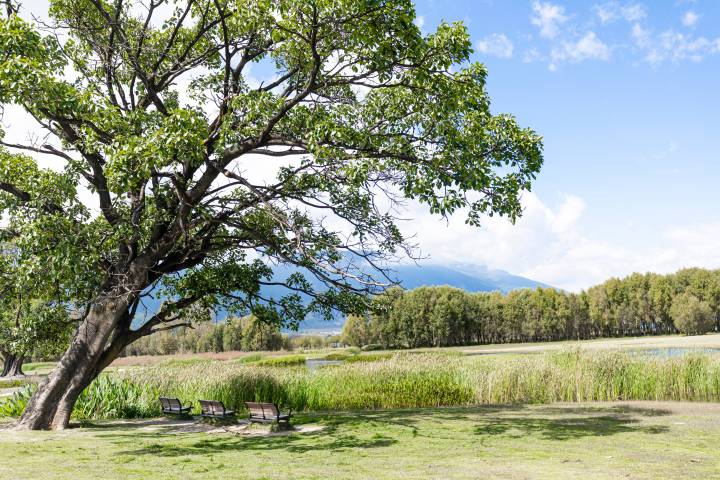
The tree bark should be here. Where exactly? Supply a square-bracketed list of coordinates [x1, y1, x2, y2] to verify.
[16, 293, 132, 430]
[1, 354, 24, 377]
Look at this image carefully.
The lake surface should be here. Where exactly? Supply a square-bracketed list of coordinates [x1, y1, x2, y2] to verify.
[305, 359, 344, 370]
[631, 348, 720, 358]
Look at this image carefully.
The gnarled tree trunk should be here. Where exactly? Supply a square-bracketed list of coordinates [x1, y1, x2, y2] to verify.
[17, 293, 133, 430]
[1, 353, 24, 377]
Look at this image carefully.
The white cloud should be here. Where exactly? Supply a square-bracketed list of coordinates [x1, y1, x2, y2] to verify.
[476, 33, 515, 58]
[632, 25, 720, 65]
[402, 192, 720, 292]
[681, 10, 700, 27]
[621, 4, 647, 22]
[593, 2, 646, 24]
[631, 23, 651, 48]
[414, 15, 425, 31]
[523, 47, 543, 63]
[549, 31, 611, 69]
[531, 1, 568, 39]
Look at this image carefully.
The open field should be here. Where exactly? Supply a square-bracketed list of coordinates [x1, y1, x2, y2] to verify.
[1, 401, 719, 479]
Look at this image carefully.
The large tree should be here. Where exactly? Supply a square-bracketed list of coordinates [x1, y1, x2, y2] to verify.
[0, 0, 542, 429]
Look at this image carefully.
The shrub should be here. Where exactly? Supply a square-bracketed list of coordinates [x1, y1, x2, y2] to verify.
[322, 352, 351, 361]
[361, 344, 384, 351]
[344, 353, 393, 363]
[671, 293, 715, 335]
[254, 355, 306, 367]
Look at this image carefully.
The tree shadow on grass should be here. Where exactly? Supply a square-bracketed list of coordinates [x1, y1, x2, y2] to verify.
[114, 426, 397, 458]
[102, 403, 671, 457]
[474, 414, 669, 441]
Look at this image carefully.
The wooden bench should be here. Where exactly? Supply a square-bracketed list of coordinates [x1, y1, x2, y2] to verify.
[159, 397, 192, 416]
[245, 402, 292, 425]
[199, 399, 235, 419]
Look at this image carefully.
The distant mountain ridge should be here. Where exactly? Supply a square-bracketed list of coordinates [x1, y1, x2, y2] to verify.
[391, 263, 549, 293]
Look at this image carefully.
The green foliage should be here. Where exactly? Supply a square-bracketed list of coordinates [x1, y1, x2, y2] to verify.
[231, 353, 264, 364]
[73, 375, 157, 420]
[341, 314, 373, 347]
[254, 355, 307, 367]
[289, 335, 329, 350]
[345, 268, 720, 349]
[671, 293, 715, 335]
[125, 315, 288, 356]
[0, 378, 27, 388]
[344, 353, 393, 363]
[0, 280, 73, 365]
[322, 352, 352, 361]
[0, 384, 33, 417]
[0, 375, 157, 420]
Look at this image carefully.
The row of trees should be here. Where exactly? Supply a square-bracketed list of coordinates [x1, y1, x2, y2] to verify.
[124, 315, 286, 356]
[342, 268, 720, 348]
[123, 315, 342, 356]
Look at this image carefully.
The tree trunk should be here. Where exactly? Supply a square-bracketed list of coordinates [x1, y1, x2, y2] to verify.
[16, 294, 131, 430]
[1, 354, 24, 377]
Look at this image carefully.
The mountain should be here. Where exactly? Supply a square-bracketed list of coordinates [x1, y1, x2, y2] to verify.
[391, 264, 549, 293]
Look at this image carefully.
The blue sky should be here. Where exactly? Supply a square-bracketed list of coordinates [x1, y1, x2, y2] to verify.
[6, 0, 720, 291]
[398, 0, 720, 290]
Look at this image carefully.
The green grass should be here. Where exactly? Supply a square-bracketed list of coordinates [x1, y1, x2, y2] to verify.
[254, 354, 306, 367]
[0, 378, 31, 389]
[22, 362, 57, 375]
[1, 402, 719, 479]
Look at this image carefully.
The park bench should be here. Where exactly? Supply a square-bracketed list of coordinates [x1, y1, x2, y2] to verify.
[199, 399, 235, 419]
[244, 401, 292, 425]
[159, 397, 192, 416]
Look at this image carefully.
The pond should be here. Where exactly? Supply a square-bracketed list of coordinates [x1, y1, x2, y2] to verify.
[305, 359, 344, 370]
[630, 348, 720, 358]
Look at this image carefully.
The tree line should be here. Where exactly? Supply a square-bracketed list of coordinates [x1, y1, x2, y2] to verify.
[123, 315, 342, 357]
[342, 268, 720, 348]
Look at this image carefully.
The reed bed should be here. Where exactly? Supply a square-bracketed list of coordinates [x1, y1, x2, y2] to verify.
[3, 350, 720, 420]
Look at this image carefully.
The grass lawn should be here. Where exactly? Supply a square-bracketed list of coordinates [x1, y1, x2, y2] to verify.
[2, 401, 719, 479]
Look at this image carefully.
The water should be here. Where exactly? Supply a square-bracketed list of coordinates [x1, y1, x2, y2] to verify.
[305, 359, 343, 370]
[631, 348, 720, 358]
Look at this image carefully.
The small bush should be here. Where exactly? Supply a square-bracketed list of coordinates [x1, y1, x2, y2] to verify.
[0, 385, 34, 417]
[360, 344, 385, 351]
[0, 379, 31, 389]
[232, 353, 264, 364]
[255, 355, 306, 367]
[344, 353, 394, 363]
[323, 352, 351, 361]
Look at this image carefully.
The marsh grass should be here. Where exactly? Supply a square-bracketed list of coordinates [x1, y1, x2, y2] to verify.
[254, 354, 306, 367]
[3, 350, 720, 420]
